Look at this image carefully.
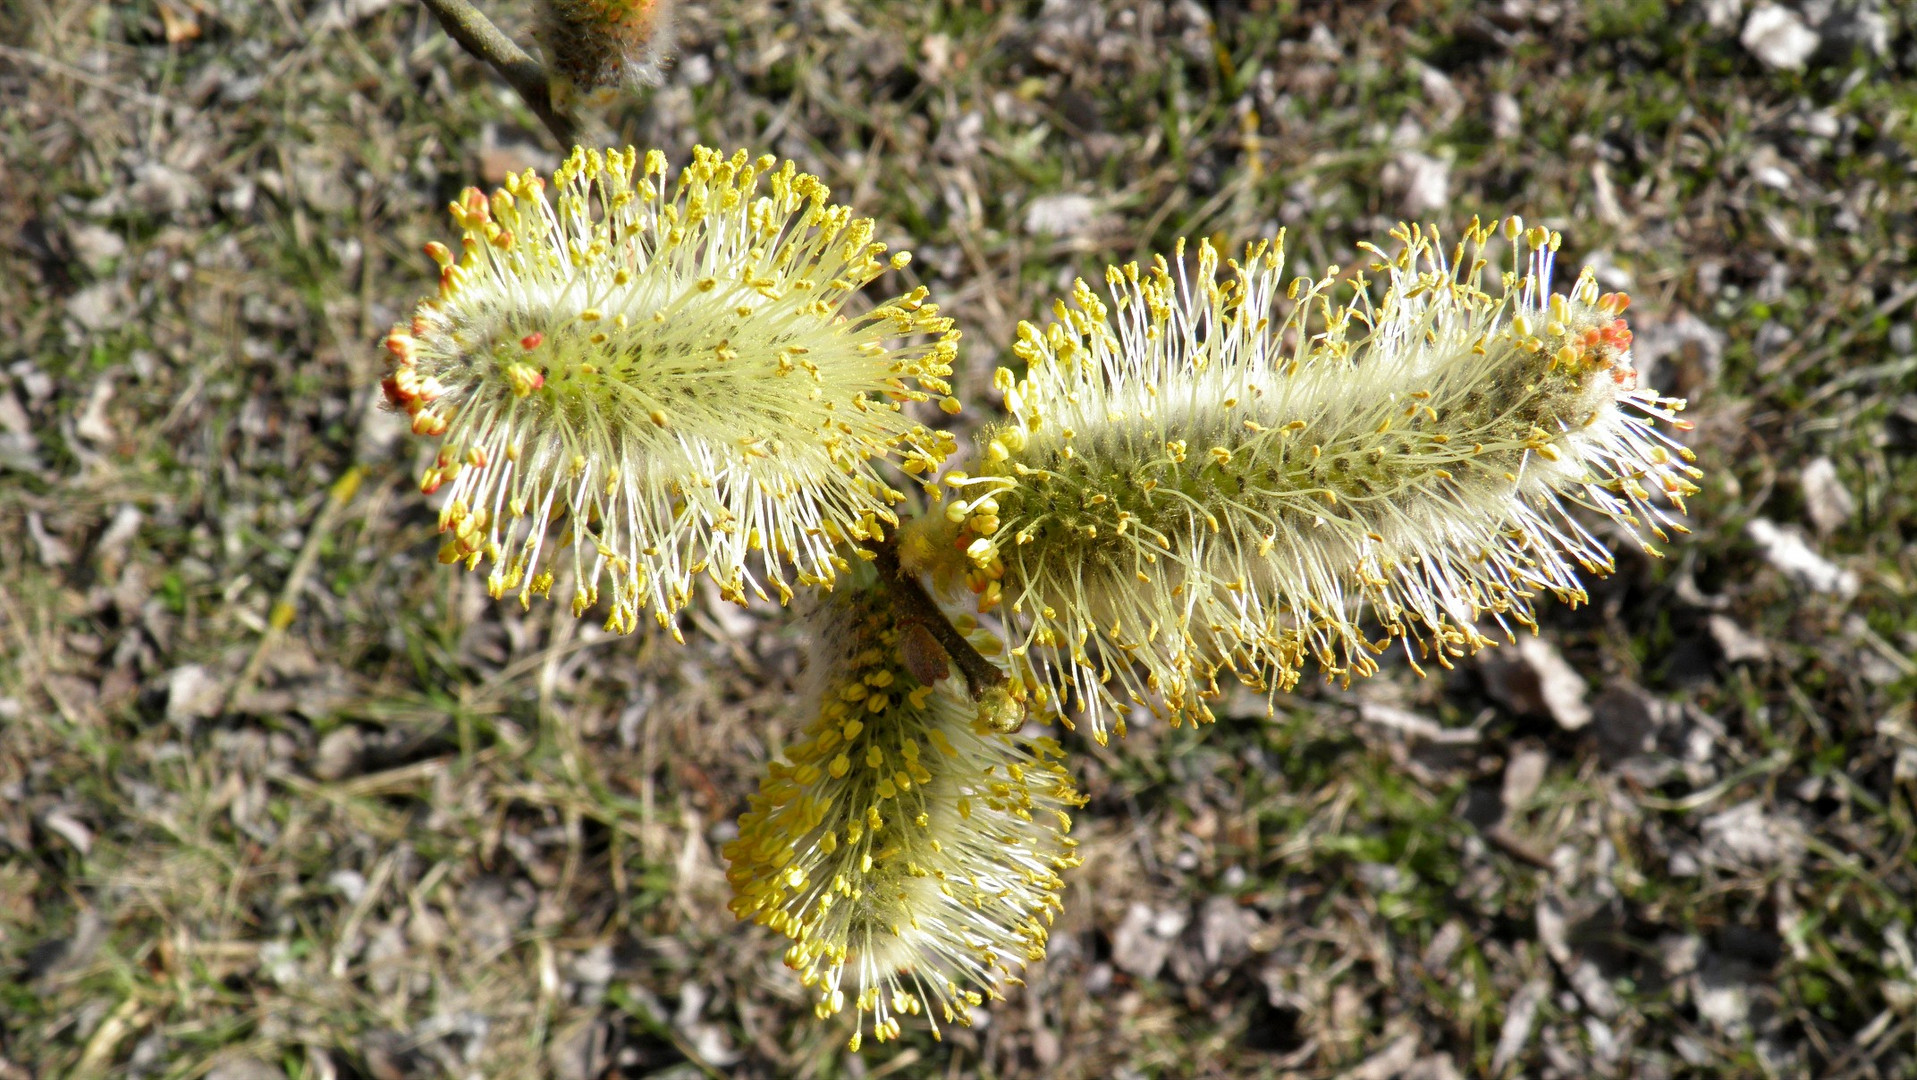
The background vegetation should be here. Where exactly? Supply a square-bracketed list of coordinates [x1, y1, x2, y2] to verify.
[2, 0, 1914, 1076]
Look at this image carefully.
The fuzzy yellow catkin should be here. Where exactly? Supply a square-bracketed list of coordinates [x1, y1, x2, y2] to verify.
[537, 0, 675, 106]
[901, 219, 1701, 742]
[381, 146, 960, 637]
[723, 577, 1083, 1051]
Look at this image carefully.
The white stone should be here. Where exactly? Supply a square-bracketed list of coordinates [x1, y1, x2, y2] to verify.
[1799, 456, 1855, 534]
[1747, 517, 1857, 598]
[1741, 3, 1820, 71]
[1023, 192, 1096, 236]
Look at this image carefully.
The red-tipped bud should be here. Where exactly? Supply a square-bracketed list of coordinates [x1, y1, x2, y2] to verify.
[461, 187, 490, 224]
[1600, 319, 1633, 351]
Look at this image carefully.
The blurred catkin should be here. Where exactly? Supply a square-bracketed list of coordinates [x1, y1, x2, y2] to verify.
[537, 0, 674, 106]
[902, 220, 1700, 741]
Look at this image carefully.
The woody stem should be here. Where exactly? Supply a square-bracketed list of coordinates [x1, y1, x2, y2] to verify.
[867, 535, 1006, 700]
[417, 0, 579, 149]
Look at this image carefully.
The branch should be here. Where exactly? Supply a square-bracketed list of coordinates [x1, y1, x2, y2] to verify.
[867, 536, 1007, 701]
[417, 0, 579, 150]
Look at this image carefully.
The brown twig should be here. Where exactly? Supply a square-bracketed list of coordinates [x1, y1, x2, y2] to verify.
[1482, 823, 1556, 871]
[416, 0, 579, 150]
[867, 536, 1006, 701]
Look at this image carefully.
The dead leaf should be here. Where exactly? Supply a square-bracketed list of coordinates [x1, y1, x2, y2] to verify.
[1110, 901, 1187, 980]
[156, 0, 203, 43]
[1799, 456, 1855, 535]
[1482, 636, 1591, 730]
[1747, 517, 1857, 598]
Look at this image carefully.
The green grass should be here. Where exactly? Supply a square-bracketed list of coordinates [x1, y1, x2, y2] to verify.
[3, 1, 1916, 1077]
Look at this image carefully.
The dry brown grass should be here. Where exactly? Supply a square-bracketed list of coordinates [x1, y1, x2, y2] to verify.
[3, 1, 1916, 1077]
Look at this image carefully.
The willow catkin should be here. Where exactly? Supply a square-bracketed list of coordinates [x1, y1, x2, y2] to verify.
[903, 219, 1700, 741]
[723, 577, 1083, 1050]
[381, 146, 960, 636]
[537, 0, 675, 106]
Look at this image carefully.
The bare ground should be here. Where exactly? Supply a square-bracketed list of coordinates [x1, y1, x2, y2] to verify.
[2, 1, 1916, 1077]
